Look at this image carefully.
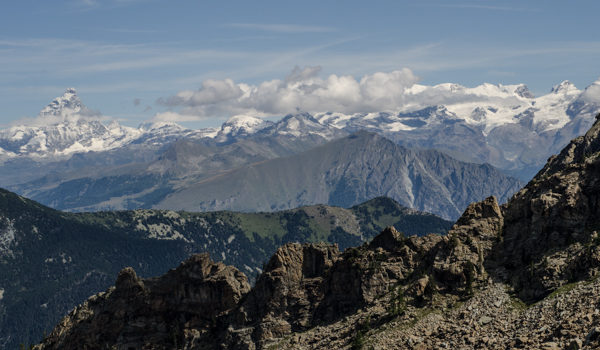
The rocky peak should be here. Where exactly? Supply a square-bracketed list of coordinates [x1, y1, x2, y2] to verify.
[368, 226, 405, 251]
[496, 113, 600, 300]
[551, 80, 577, 94]
[536, 113, 600, 180]
[38, 88, 83, 118]
[114, 266, 144, 292]
[452, 196, 504, 237]
[238, 243, 340, 343]
[34, 253, 250, 350]
[514, 84, 535, 99]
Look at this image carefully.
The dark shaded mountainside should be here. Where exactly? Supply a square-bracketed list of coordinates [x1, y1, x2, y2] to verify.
[35, 115, 600, 350]
[12, 129, 522, 221]
[0, 192, 451, 350]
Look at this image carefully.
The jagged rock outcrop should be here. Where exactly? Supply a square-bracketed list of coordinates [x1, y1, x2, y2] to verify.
[431, 196, 504, 295]
[36, 114, 600, 349]
[34, 254, 250, 350]
[238, 243, 340, 344]
[497, 114, 600, 301]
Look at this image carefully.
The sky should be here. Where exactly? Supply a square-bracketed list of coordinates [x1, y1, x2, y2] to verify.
[1, 0, 600, 128]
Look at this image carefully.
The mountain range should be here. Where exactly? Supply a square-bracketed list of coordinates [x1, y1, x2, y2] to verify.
[2, 80, 599, 176]
[1, 79, 598, 219]
[32, 112, 600, 350]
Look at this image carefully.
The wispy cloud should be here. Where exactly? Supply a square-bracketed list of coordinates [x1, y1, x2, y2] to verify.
[417, 2, 540, 12]
[226, 23, 336, 33]
[101, 28, 163, 34]
[2, 35, 600, 124]
[69, 0, 155, 12]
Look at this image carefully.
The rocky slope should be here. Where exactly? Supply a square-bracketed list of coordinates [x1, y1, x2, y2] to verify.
[34, 114, 600, 349]
[0, 192, 449, 350]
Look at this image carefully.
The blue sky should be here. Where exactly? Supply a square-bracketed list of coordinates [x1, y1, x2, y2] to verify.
[1, 0, 600, 128]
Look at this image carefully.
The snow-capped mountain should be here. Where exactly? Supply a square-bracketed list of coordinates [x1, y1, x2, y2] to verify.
[313, 81, 584, 135]
[0, 89, 142, 158]
[0, 89, 216, 160]
[1, 79, 599, 181]
[38, 87, 83, 117]
[308, 80, 600, 179]
[261, 112, 345, 139]
[6, 79, 599, 217]
[215, 115, 273, 142]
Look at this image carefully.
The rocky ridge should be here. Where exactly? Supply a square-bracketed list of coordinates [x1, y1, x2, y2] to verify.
[0, 193, 451, 350]
[36, 254, 250, 349]
[35, 115, 600, 349]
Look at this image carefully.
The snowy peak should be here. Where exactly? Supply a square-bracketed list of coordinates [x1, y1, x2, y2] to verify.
[215, 115, 272, 142]
[514, 84, 535, 99]
[221, 115, 270, 135]
[551, 80, 578, 95]
[39, 88, 83, 118]
[140, 121, 186, 133]
[224, 115, 266, 129]
[0, 89, 145, 159]
[464, 83, 533, 99]
[274, 113, 323, 134]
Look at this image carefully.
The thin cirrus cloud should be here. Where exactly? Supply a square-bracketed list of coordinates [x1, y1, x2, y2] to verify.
[226, 23, 336, 33]
[433, 4, 540, 12]
[72, 0, 151, 8]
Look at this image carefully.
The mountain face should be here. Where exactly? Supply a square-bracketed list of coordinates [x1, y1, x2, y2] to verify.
[34, 114, 600, 350]
[154, 131, 521, 220]
[0, 190, 449, 350]
[7, 117, 348, 213]
[7, 126, 520, 220]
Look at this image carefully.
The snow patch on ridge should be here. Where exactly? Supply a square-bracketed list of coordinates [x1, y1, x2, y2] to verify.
[0, 219, 17, 258]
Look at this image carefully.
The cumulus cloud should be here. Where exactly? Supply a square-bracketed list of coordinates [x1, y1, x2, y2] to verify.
[579, 78, 600, 104]
[152, 66, 546, 123]
[154, 66, 420, 121]
[159, 79, 244, 107]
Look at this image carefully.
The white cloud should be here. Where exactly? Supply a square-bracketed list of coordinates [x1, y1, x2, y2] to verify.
[155, 66, 420, 120]
[227, 23, 336, 33]
[579, 78, 600, 104]
[152, 111, 204, 123]
[10, 108, 110, 128]
[154, 66, 562, 123]
[160, 79, 244, 106]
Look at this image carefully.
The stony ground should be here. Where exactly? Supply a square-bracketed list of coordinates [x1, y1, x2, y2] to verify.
[274, 278, 600, 350]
